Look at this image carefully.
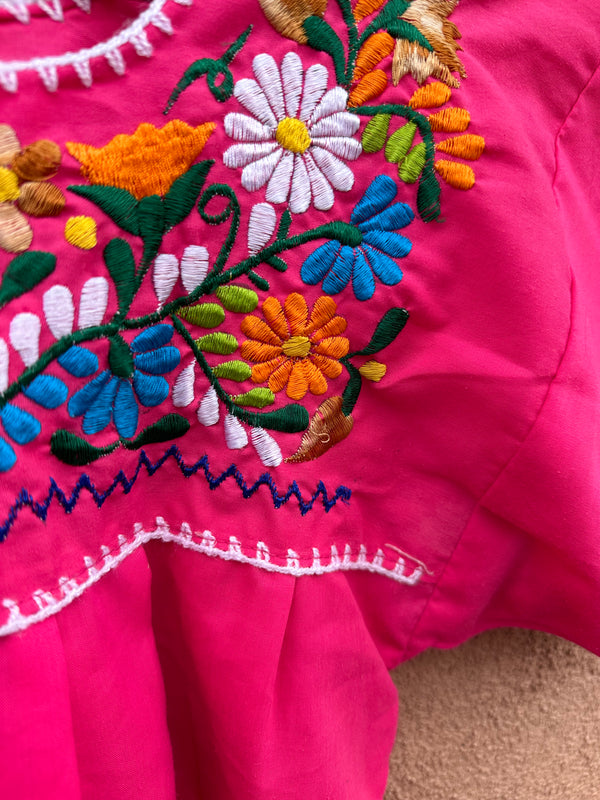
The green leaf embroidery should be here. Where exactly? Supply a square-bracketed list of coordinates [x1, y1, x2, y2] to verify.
[349, 308, 409, 357]
[215, 285, 258, 313]
[124, 414, 191, 448]
[360, 0, 411, 43]
[232, 388, 275, 408]
[108, 334, 134, 378]
[303, 16, 347, 85]
[178, 303, 226, 328]
[163, 161, 214, 231]
[212, 360, 253, 381]
[196, 332, 239, 355]
[0, 251, 56, 308]
[342, 363, 362, 416]
[68, 185, 140, 236]
[386, 19, 434, 51]
[137, 195, 165, 267]
[51, 430, 119, 466]
[232, 403, 309, 433]
[104, 238, 136, 316]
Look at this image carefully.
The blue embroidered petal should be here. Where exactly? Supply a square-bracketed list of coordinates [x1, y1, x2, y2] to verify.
[58, 346, 99, 378]
[82, 376, 119, 434]
[363, 246, 404, 286]
[134, 346, 180, 376]
[23, 375, 69, 410]
[350, 175, 397, 226]
[362, 230, 412, 259]
[133, 371, 170, 407]
[68, 371, 112, 418]
[322, 246, 355, 295]
[113, 380, 139, 438]
[301, 240, 342, 286]
[358, 202, 414, 233]
[351, 250, 376, 301]
[0, 436, 16, 472]
[1, 404, 41, 445]
[130, 325, 174, 354]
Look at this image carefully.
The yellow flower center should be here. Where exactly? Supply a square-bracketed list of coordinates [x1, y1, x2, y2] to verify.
[0, 167, 20, 202]
[276, 118, 311, 154]
[282, 335, 311, 359]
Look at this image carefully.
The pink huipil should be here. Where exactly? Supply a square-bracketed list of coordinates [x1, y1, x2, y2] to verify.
[0, 1, 599, 798]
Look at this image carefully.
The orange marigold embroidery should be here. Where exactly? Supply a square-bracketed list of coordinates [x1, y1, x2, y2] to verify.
[241, 293, 349, 400]
[66, 120, 216, 200]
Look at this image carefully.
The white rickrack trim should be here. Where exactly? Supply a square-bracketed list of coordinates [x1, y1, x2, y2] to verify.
[0, 0, 191, 92]
[0, 517, 429, 637]
[0, 0, 90, 24]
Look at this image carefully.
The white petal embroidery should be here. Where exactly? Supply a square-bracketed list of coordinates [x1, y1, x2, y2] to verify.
[197, 386, 219, 426]
[310, 86, 349, 124]
[311, 147, 355, 191]
[289, 155, 311, 215]
[172, 362, 196, 407]
[153, 253, 179, 306]
[252, 54, 285, 122]
[224, 113, 274, 143]
[310, 111, 361, 138]
[78, 277, 109, 329]
[224, 142, 278, 169]
[300, 64, 328, 122]
[10, 313, 41, 367]
[281, 51, 303, 119]
[241, 150, 282, 192]
[304, 152, 335, 211]
[234, 78, 278, 128]
[43, 285, 74, 340]
[224, 414, 248, 449]
[311, 136, 362, 161]
[248, 203, 277, 254]
[251, 427, 282, 467]
[181, 245, 209, 293]
[0, 339, 8, 393]
[266, 151, 294, 204]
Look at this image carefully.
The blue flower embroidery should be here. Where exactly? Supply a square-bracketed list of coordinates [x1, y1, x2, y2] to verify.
[68, 325, 180, 439]
[301, 174, 414, 301]
[0, 404, 41, 472]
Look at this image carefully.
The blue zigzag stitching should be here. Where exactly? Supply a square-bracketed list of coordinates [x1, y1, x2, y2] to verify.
[0, 445, 352, 542]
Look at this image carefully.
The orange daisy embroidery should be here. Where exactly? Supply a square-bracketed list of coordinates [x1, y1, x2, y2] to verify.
[240, 293, 349, 400]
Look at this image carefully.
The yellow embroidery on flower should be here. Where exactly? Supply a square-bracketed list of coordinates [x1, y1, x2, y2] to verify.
[65, 216, 97, 249]
[66, 120, 216, 200]
[241, 293, 349, 400]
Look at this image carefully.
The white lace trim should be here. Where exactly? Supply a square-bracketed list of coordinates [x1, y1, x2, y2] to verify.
[0, 0, 192, 92]
[0, 517, 428, 636]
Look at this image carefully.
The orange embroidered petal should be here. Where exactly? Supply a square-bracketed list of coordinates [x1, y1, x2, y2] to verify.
[269, 359, 294, 393]
[286, 360, 311, 400]
[353, 0, 386, 22]
[261, 296, 289, 340]
[240, 340, 282, 363]
[310, 353, 344, 379]
[305, 294, 338, 334]
[12, 139, 61, 182]
[284, 292, 309, 335]
[353, 32, 395, 82]
[435, 160, 475, 190]
[306, 360, 328, 395]
[313, 336, 350, 359]
[310, 315, 347, 341]
[67, 120, 216, 200]
[436, 133, 485, 160]
[409, 82, 451, 109]
[428, 107, 471, 132]
[240, 315, 282, 346]
[348, 70, 388, 108]
[17, 182, 65, 217]
[251, 357, 285, 384]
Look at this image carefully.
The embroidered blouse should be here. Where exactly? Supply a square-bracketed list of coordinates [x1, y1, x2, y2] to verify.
[1, 1, 599, 798]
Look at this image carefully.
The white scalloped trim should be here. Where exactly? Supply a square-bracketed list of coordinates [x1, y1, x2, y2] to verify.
[0, 0, 90, 25]
[0, 517, 428, 636]
[0, 0, 191, 92]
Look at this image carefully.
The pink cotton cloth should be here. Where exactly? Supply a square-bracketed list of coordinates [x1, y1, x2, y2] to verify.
[1, 1, 600, 798]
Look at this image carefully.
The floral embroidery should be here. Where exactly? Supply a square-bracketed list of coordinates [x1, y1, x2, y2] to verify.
[0, 126, 66, 253]
[301, 175, 413, 300]
[67, 121, 216, 199]
[223, 52, 361, 213]
[241, 293, 349, 400]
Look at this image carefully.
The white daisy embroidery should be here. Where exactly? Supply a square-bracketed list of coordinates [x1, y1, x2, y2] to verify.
[223, 52, 362, 214]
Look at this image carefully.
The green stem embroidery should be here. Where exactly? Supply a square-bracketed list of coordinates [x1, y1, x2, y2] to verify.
[334, 0, 360, 86]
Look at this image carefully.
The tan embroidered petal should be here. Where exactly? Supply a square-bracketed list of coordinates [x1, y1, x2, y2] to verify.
[258, 0, 328, 45]
[11, 139, 61, 182]
[286, 395, 354, 463]
[0, 125, 21, 165]
[392, 39, 460, 88]
[0, 203, 33, 253]
[400, 0, 466, 80]
[17, 182, 66, 217]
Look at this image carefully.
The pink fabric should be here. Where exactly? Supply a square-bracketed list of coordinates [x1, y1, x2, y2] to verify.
[1, 1, 599, 797]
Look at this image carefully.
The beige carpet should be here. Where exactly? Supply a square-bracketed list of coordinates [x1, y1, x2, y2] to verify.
[386, 629, 600, 800]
